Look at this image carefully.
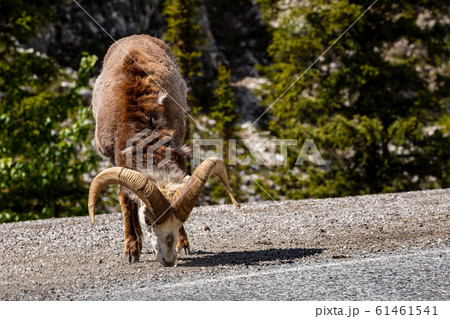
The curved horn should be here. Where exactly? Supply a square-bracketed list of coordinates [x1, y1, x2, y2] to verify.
[172, 157, 240, 221]
[88, 167, 172, 225]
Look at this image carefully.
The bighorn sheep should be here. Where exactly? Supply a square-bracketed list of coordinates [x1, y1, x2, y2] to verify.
[88, 35, 239, 267]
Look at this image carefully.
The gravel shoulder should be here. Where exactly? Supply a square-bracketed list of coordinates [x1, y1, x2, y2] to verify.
[0, 189, 448, 300]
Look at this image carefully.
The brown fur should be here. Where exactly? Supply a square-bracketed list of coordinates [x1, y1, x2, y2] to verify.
[92, 35, 188, 168]
[92, 35, 191, 262]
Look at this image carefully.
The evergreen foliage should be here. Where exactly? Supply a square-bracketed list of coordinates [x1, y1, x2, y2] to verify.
[210, 63, 241, 203]
[163, 0, 203, 81]
[257, 0, 450, 199]
[0, 0, 99, 222]
[163, 0, 205, 173]
[211, 63, 240, 141]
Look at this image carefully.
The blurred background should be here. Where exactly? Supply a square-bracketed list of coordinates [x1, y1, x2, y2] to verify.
[0, 0, 448, 222]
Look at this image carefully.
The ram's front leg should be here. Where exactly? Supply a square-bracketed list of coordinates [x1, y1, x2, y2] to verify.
[177, 226, 191, 255]
[119, 188, 141, 263]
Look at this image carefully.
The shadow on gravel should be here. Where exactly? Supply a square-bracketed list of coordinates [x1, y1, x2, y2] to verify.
[178, 248, 324, 267]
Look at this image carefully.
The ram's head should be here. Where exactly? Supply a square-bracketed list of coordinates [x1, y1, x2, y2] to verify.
[88, 157, 240, 266]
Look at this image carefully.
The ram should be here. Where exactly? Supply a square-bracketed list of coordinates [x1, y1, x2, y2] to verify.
[88, 35, 239, 267]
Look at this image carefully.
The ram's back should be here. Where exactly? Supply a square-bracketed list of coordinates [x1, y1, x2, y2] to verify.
[92, 35, 187, 166]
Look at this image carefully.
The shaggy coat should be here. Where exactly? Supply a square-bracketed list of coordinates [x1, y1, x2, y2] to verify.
[92, 35, 190, 263]
[92, 35, 188, 172]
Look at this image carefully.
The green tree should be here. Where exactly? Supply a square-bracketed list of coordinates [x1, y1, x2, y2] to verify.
[257, 0, 450, 199]
[0, 0, 99, 222]
[163, 0, 203, 81]
[210, 63, 241, 203]
[163, 0, 205, 172]
[211, 64, 240, 148]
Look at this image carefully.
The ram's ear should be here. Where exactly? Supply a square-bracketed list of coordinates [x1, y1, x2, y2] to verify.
[158, 91, 168, 105]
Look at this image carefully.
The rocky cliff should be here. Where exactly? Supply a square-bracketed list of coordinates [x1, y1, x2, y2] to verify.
[29, 0, 271, 121]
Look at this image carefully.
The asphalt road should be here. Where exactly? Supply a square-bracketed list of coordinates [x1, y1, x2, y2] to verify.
[0, 189, 449, 300]
[83, 249, 449, 300]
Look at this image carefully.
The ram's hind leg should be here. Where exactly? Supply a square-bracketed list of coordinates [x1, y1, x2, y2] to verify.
[119, 188, 141, 263]
[177, 226, 191, 255]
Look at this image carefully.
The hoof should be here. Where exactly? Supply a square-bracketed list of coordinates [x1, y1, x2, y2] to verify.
[177, 241, 191, 255]
[125, 242, 140, 263]
[127, 253, 140, 263]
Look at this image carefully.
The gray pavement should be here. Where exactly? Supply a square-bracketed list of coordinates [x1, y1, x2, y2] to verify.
[85, 249, 449, 300]
[0, 188, 449, 300]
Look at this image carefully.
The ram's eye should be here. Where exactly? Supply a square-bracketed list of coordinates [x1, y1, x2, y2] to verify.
[144, 217, 151, 225]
